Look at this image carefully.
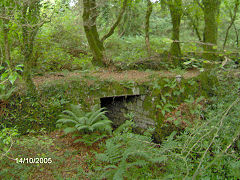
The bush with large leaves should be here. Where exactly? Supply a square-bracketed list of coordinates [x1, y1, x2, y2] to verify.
[56, 104, 112, 145]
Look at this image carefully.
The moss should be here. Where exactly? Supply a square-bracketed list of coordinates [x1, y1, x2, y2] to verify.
[2, 72, 214, 137]
[197, 70, 219, 97]
[153, 122, 183, 143]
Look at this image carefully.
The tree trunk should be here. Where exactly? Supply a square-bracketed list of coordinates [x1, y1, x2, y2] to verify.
[145, 0, 153, 55]
[23, 52, 36, 93]
[169, 0, 182, 58]
[83, 0, 128, 67]
[82, 0, 105, 67]
[1, 7, 11, 65]
[2, 22, 11, 63]
[202, 0, 221, 59]
[22, 25, 37, 93]
[20, 1, 42, 93]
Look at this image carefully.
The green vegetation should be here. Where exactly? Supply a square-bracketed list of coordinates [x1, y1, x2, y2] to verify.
[57, 104, 112, 145]
[0, 0, 239, 179]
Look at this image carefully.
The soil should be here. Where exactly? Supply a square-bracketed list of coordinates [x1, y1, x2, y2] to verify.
[33, 68, 200, 87]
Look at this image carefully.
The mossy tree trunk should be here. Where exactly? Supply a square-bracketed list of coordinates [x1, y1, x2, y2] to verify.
[82, 0, 128, 67]
[202, 0, 221, 60]
[2, 22, 11, 63]
[20, 0, 42, 93]
[168, 0, 182, 58]
[83, 0, 105, 67]
[145, 0, 153, 55]
[0, 6, 11, 65]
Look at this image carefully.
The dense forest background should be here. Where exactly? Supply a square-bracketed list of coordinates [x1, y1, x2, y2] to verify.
[0, 0, 239, 87]
[0, 0, 240, 179]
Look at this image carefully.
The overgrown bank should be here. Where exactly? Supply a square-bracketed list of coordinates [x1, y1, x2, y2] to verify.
[1, 67, 240, 179]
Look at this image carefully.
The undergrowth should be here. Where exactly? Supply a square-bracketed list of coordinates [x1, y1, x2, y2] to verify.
[92, 68, 240, 179]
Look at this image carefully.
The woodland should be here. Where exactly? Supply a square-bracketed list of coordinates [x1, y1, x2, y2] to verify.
[0, 0, 240, 179]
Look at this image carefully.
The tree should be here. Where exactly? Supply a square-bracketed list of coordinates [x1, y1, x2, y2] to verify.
[145, 0, 153, 55]
[82, 0, 128, 67]
[202, 0, 221, 58]
[168, 0, 182, 58]
[0, 1, 14, 66]
[19, 0, 42, 92]
[0, 0, 55, 93]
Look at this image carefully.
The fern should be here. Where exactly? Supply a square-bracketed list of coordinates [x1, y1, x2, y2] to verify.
[95, 120, 166, 179]
[73, 133, 108, 146]
[56, 104, 112, 145]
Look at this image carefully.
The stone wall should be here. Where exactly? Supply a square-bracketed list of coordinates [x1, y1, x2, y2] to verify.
[100, 94, 155, 130]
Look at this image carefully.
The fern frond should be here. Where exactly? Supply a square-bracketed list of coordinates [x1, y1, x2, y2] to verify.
[113, 161, 126, 180]
[56, 118, 77, 124]
[76, 125, 90, 132]
[69, 104, 83, 116]
[76, 117, 88, 124]
[63, 127, 77, 134]
[103, 165, 117, 170]
[62, 110, 79, 121]
[90, 120, 112, 130]
[58, 114, 72, 119]
[149, 156, 167, 164]
[96, 153, 110, 162]
[89, 109, 107, 124]
[127, 160, 148, 168]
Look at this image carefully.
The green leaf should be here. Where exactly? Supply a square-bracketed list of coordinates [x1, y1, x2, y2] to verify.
[161, 110, 165, 116]
[16, 64, 24, 67]
[156, 104, 162, 109]
[203, 60, 209, 64]
[15, 66, 23, 72]
[183, 61, 192, 65]
[1, 71, 9, 81]
[8, 72, 18, 85]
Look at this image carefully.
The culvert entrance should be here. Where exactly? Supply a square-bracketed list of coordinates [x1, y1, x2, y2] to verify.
[100, 94, 155, 130]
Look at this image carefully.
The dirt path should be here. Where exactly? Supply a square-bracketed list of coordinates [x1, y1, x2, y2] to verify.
[33, 69, 200, 86]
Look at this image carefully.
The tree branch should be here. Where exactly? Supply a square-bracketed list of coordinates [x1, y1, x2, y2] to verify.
[195, 0, 204, 10]
[101, 0, 128, 42]
[223, 0, 239, 49]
